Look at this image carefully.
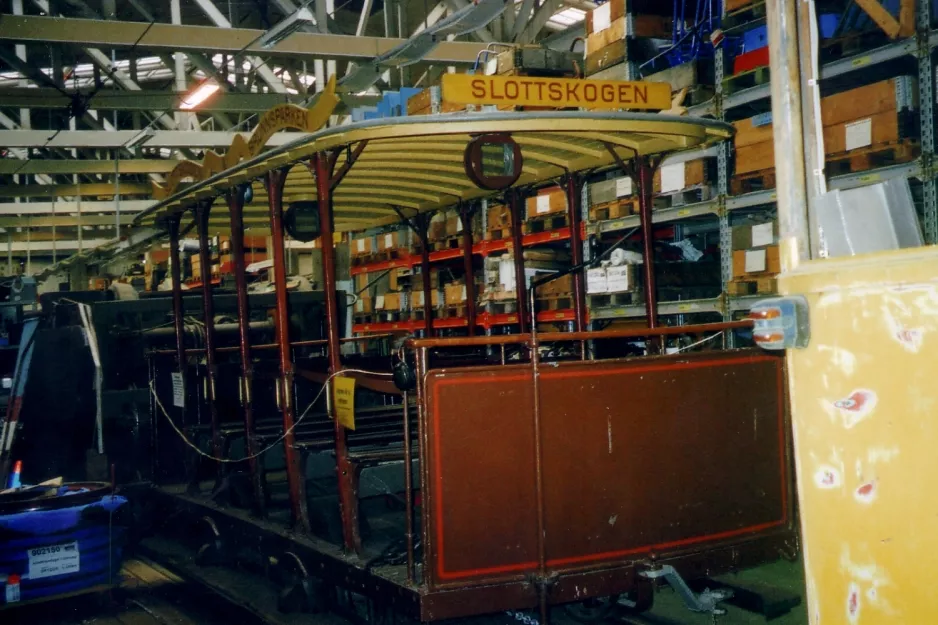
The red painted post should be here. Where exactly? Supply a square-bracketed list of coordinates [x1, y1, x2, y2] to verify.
[311, 153, 362, 553]
[267, 168, 310, 532]
[636, 158, 659, 329]
[227, 189, 265, 517]
[459, 205, 477, 335]
[194, 201, 223, 481]
[508, 190, 529, 333]
[564, 174, 586, 332]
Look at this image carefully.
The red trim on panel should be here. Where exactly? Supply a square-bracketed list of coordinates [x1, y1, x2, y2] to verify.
[427, 354, 788, 581]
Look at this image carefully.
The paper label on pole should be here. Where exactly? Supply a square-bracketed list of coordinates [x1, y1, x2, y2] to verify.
[751, 222, 775, 248]
[845, 118, 872, 151]
[592, 2, 611, 32]
[614, 176, 633, 197]
[536, 194, 551, 214]
[745, 249, 767, 273]
[334, 376, 356, 430]
[384, 233, 394, 249]
[461, 285, 467, 301]
[660, 163, 685, 194]
[171, 372, 185, 408]
[28, 542, 80, 580]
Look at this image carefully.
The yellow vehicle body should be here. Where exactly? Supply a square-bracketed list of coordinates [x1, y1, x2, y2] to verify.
[779, 247, 938, 624]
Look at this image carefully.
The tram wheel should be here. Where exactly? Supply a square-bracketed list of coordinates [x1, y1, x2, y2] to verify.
[276, 551, 325, 614]
[194, 516, 229, 566]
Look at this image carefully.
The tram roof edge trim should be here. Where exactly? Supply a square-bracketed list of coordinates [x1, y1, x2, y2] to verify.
[133, 111, 734, 228]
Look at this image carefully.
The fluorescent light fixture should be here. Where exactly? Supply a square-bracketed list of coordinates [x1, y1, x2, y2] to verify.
[180, 81, 221, 110]
[259, 7, 315, 48]
[124, 127, 155, 149]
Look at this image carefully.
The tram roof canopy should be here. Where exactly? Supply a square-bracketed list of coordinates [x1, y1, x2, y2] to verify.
[135, 111, 734, 235]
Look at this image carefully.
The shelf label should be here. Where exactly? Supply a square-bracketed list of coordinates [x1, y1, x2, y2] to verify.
[29, 542, 80, 580]
[851, 56, 872, 68]
[845, 118, 872, 151]
[615, 176, 633, 197]
[678, 209, 690, 217]
[858, 173, 881, 183]
[660, 163, 686, 194]
[549, 231, 561, 239]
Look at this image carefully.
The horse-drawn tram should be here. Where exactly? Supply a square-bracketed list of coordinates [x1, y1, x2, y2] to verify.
[133, 78, 796, 623]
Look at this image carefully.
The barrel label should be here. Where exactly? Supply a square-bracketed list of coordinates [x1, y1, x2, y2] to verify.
[28, 541, 80, 579]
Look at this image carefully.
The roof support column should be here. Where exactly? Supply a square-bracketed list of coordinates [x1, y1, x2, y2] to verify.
[311, 152, 361, 553]
[459, 203, 477, 335]
[564, 173, 586, 332]
[227, 188, 266, 518]
[636, 157, 659, 333]
[267, 167, 310, 532]
[193, 200, 224, 487]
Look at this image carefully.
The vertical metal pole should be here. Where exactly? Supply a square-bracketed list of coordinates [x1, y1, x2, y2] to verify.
[267, 168, 310, 533]
[227, 189, 265, 517]
[767, 0, 811, 270]
[167, 214, 190, 489]
[402, 390, 415, 583]
[458, 204, 477, 335]
[312, 154, 360, 552]
[564, 174, 586, 332]
[194, 201, 223, 481]
[420, 242, 434, 336]
[6, 232, 11, 276]
[636, 158, 659, 329]
[508, 190, 529, 333]
[917, 0, 937, 243]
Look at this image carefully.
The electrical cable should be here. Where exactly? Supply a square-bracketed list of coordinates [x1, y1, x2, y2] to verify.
[149, 367, 393, 464]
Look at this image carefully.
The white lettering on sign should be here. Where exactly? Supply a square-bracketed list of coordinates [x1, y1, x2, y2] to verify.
[615, 176, 632, 197]
[171, 372, 185, 408]
[845, 118, 872, 151]
[28, 541, 80, 580]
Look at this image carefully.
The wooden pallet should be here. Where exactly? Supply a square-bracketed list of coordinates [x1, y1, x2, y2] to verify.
[432, 235, 464, 251]
[536, 293, 573, 311]
[722, 66, 770, 95]
[485, 226, 512, 241]
[524, 212, 568, 234]
[722, 0, 766, 29]
[440, 304, 468, 319]
[588, 291, 636, 308]
[351, 248, 407, 266]
[731, 168, 776, 196]
[374, 310, 406, 322]
[653, 184, 713, 209]
[589, 197, 639, 222]
[726, 276, 777, 296]
[482, 299, 518, 314]
[825, 140, 920, 176]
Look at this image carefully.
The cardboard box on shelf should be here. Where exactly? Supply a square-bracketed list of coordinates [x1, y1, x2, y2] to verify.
[487, 203, 511, 230]
[444, 283, 468, 306]
[525, 187, 566, 217]
[653, 159, 708, 194]
[606, 265, 636, 293]
[731, 220, 779, 251]
[444, 211, 462, 237]
[585, 15, 672, 55]
[376, 292, 403, 311]
[536, 273, 573, 297]
[589, 176, 633, 205]
[355, 296, 373, 314]
[411, 289, 442, 309]
[351, 236, 373, 257]
[377, 230, 408, 251]
[732, 245, 781, 278]
[587, 267, 609, 294]
[585, 41, 627, 76]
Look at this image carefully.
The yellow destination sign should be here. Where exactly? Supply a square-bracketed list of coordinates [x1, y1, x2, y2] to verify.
[441, 74, 671, 110]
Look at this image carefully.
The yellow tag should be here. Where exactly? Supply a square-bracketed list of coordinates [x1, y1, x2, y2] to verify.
[441, 74, 672, 110]
[851, 56, 871, 67]
[678, 209, 690, 216]
[550, 232, 560, 239]
[334, 376, 356, 430]
[858, 174, 880, 183]
[678, 304, 692, 312]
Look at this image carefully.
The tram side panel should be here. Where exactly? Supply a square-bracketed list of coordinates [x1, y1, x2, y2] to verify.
[423, 350, 794, 590]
